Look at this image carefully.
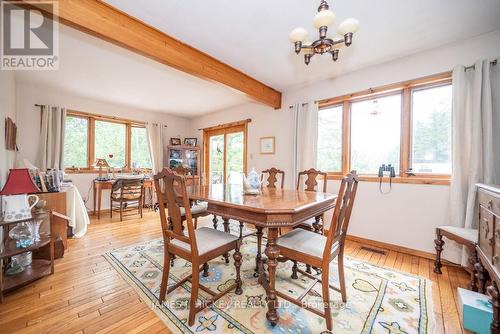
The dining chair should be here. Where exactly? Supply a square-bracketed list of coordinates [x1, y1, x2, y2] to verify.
[296, 168, 328, 233]
[276, 171, 359, 331]
[110, 178, 144, 221]
[261, 167, 285, 189]
[253, 167, 286, 273]
[171, 166, 209, 229]
[154, 168, 243, 326]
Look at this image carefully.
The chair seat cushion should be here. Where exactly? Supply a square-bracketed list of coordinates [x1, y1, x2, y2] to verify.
[277, 229, 338, 260]
[170, 227, 238, 256]
[438, 226, 478, 243]
[179, 202, 208, 216]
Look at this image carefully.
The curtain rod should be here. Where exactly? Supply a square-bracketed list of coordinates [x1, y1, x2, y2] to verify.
[464, 59, 497, 71]
[35, 104, 168, 127]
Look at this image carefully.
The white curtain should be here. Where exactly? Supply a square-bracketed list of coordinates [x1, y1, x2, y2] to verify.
[38, 105, 66, 170]
[448, 58, 500, 263]
[146, 123, 164, 174]
[292, 101, 319, 180]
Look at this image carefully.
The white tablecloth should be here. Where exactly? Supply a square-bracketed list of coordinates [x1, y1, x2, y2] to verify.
[62, 184, 90, 237]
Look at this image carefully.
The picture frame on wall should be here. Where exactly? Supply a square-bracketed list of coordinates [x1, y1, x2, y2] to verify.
[170, 137, 181, 146]
[184, 137, 198, 147]
[259, 136, 275, 155]
[5, 117, 17, 151]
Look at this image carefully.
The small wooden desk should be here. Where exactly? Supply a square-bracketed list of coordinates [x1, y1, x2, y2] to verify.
[93, 179, 153, 219]
[187, 183, 336, 326]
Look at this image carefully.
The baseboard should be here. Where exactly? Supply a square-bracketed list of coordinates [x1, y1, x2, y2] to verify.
[345, 234, 459, 266]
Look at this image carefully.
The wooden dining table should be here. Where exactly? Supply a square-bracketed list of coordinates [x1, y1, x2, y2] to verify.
[187, 183, 337, 326]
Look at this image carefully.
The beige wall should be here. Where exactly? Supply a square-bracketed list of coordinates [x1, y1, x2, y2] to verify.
[15, 81, 191, 211]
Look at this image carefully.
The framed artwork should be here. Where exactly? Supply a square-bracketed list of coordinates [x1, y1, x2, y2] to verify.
[260, 136, 275, 154]
[184, 137, 198, 147]
[5, 117, 17, 151]
[170, 137, 181, 146]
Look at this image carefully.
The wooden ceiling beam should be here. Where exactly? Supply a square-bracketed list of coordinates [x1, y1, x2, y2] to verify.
[19, 0, 282, 109]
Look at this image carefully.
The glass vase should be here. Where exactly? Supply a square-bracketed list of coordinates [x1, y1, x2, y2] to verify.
[26, 218, 44, 242]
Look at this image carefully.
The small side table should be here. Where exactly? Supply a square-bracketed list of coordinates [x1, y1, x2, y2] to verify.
[0, 212, 55, 303]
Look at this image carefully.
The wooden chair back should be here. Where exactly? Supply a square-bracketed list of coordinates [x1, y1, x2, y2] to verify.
[261, 168, 285, 189]
[324, 170, 359, 261]
[296, 168, 327, 192]
[172, 166, 191, 175]
[154, 168, 199, 256]
[173, 166, 198, 185]
[111, 178, 144, 200]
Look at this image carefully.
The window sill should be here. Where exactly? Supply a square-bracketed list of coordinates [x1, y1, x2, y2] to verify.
[64, 168, 152, 174]
[326, 174, 450, 185]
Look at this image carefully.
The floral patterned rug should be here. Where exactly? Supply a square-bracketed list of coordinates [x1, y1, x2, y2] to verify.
[104, 232, 434, 334]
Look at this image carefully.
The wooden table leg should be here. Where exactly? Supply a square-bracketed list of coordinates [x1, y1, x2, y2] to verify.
[97, 187, 102, 219]
[93, 182, 97, 216]
[265, 227, 280, 326]
[223, 218, 230, 264]
[255, 226, 263, 275]
[212, 215, 218, 229]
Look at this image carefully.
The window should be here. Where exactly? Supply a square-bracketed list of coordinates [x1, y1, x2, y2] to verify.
[351, 94, 401, 174]
[63, 110, 152, 172]
[316, 73, 452, 184]
[317, 105, 342, 172]
[131, 127, 152, 169]
[94, 120, 126, 168]
[411, 84, 452, 174]
[203, 120, 248, 184]
[64, 116, 88, 168]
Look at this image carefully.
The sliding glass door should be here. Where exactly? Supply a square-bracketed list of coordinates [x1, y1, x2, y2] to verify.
[204, 123, 247, 185]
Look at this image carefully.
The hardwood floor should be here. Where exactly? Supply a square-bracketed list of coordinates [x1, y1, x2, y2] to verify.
[0, 212, 470, 333]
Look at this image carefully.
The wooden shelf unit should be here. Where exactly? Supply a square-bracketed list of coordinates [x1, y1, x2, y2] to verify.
[0, 212, 55, 303]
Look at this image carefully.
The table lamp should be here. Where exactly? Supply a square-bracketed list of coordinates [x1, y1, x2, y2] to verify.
[0, 169, 40, 222]
[94, 158, 110, 181]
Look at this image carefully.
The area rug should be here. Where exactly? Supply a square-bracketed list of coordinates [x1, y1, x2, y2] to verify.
[104, 233, 435, 334]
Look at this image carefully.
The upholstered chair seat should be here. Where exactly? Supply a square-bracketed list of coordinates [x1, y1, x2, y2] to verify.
[277, 228, 339, 260]
[170, 227, 238, 256]
[179, 201, 208, 216]
[437, 226, 478, 243]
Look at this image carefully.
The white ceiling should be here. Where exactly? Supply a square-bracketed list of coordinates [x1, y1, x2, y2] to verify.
[104, 0, 500, 90]
[15, 24, 251, 117]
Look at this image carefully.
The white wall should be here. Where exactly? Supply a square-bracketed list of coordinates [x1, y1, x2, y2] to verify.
[0, 71, 17, 243]
[15, 81, 191, 210]
[0, 71, 17, 187]
[188, 31, 500, 261]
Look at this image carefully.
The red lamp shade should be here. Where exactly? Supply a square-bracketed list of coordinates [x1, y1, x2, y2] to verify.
[0, 169, 40, 195]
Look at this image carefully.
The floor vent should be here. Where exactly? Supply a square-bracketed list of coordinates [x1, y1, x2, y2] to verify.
[360, 246, 387, 255]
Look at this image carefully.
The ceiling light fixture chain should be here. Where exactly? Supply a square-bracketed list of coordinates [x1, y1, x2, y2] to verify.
[289, 0, 360, 65]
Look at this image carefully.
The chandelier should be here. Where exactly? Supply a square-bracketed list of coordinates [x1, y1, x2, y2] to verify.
[289, 0, 360, 65]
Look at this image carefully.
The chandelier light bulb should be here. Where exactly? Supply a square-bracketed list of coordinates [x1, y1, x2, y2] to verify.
[313, 9, 336, 29]
[289, 27, 308, 43]
[337, 18, 360, 36]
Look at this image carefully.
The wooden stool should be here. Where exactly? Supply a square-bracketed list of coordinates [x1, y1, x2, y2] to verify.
[434, 226, 481, 292]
